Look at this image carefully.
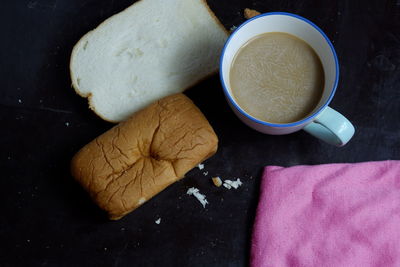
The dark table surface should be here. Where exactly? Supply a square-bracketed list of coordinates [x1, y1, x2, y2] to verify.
[1, 0, 399, 266]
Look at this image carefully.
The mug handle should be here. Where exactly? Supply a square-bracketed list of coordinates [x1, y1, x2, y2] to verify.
[303, 106, 355, 146]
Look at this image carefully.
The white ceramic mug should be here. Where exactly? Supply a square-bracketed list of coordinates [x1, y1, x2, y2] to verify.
[220, 12, 355, 146]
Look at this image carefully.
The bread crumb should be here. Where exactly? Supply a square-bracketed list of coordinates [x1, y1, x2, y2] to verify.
[230, 25, 237, 32]
[212, 177, 222, 187]
[155, 218, 161, 224]
[223, 178, 243, 189]
[223, 183, 232, 189]
[203, 171, 208, 176]
[187, 187, 208, 208]
[198, 163, 204, 170]
[138, 197, 146, 205]
[244, 8, 261, 19]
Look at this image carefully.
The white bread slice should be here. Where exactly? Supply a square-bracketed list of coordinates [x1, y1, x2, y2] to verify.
[70, 0, 229, 122]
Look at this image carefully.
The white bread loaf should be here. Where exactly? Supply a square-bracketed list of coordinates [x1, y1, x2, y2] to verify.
[70, 0, 229, 122]
[71, 94, 218, 220]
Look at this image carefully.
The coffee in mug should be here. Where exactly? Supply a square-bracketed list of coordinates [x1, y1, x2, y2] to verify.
[230, 32, 324, 124]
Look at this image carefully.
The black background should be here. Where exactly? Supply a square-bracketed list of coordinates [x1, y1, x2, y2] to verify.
[1, 0, 399, 266]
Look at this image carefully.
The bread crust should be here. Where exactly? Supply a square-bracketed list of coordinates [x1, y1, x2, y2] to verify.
[201, 0, 230, 36]
[71, 93, 218, 219]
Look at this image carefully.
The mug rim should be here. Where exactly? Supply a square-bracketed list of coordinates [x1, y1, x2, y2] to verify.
[219, 12, 340, 128]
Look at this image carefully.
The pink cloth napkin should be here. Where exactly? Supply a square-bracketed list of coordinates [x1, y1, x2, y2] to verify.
[251, 160, 400, 267]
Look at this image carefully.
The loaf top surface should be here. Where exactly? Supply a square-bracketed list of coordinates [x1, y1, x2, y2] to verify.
[70, 0, 228, 122]
[71, 93, 218, 219]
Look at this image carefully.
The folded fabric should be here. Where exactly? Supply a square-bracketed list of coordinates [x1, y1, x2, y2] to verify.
[251, 161, 400, 267]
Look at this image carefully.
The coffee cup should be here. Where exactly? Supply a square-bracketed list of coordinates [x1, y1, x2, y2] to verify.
[220, 12, 355, 146]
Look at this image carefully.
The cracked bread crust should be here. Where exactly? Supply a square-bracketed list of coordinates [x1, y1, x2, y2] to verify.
[71, 93, 218, 220]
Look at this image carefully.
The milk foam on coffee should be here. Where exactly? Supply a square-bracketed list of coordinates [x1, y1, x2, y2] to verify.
[230, 32, 324, 124]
